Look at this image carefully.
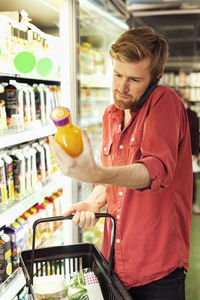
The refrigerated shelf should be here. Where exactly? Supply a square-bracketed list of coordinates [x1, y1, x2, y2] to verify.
[0, 191, 41, 228]
[0, 123, 56, 148]
[80, 74, 111, 88]
[0, 171, 62, 228]
[38, 223, 65, 248]
[0, 71, 60, 82]
[0, 267, 26, 300]
[80, 116, 103, 128]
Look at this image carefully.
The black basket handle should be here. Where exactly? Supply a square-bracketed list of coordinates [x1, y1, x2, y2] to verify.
[30, 213, 116, 283]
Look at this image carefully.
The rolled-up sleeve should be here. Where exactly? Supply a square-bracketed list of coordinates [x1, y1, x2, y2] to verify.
[139, 156, 165, 191]
[135, 90, 185, 191]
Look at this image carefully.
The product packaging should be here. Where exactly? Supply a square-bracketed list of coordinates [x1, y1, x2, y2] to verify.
[10, 149, 26, 199]
[28, 146, 37, 189]
[44, 85, 52, 123]
[0, 158, 8, 209]
[3, 226, 19, 271]
[10, 221, 25, 252]
[4, 80, 24, 131]
[30, 85, 36, 125]
[0, 83, 7, 132]
[21, 211, 34, 247]
[40, 139, 53, 178]
[33, 84, 46, 125]
[23, 83, 31, 129]
[33, 204, 49, 246]
[16, 216, 29, 250]
[32, 142, 46, 182]
[50, 106, 83, 157]
[20, 146, 31, 193]
[43, 199, 54, 233]
[0, 230, 12, 281]
[66, 268, 104, 300]
[1, 154, 15, 202]
[33, 274, 67, 300]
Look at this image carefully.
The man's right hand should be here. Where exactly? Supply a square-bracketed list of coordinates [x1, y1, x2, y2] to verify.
[63, 185, 107, 228]
[63, 201, 100, 228]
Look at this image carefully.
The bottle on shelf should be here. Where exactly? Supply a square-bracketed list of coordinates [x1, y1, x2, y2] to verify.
[4, 80, 24, 132]
[0, 84, 7, 133]
[0, 158, 8, 210]
[1, 154, 15, 203]
[50, 106, 83, 157]
[0, 230, 12, 282]
[10, 149, 26, 200]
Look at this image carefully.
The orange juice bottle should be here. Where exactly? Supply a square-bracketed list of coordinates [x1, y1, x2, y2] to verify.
[50, 106, 83, 157]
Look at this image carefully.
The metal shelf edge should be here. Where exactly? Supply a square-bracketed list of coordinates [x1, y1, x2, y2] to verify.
[0, 171, 62, 228]
[0, 124, 56, 148]
[0, 191, 39, 228]
[0, 268, 26, 300]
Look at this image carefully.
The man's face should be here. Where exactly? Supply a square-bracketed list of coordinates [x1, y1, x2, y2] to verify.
[112, 58, 152, 110]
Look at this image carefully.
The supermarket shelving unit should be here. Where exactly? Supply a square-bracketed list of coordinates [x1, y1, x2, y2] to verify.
[0, 7, 65, 299]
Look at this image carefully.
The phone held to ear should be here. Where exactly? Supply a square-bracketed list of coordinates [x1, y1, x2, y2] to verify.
[137, 78, 159, 108]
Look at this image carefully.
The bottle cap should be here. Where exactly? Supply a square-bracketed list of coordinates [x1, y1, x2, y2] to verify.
[50, 106, 71, 127]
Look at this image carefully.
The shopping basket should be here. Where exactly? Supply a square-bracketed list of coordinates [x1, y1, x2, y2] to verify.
[20, 213, 132, 300]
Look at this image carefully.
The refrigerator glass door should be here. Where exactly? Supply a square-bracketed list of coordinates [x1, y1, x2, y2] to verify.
[77, 0, 128, 246]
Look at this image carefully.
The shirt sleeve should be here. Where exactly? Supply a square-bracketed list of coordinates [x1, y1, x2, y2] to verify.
[136, 88, 188, 192]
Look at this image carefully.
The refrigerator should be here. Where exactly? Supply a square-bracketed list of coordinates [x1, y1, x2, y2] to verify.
[73, 0, 129, 246]
[0, 1, 129, 297]
[0, 1, 70, 298]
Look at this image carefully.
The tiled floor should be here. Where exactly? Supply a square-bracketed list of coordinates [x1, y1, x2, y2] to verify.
[186, 174, 200, 300]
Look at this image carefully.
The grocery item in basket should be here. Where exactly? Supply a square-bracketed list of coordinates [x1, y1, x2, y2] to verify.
[50, 106, 83, 157]
[66, 268, 104, 300]
[33, 274, 67, 300]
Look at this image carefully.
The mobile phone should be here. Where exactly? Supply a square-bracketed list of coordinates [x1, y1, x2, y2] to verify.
[137, 78, 159, 108]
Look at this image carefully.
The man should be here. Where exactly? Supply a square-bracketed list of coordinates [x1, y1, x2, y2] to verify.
[50, 27, 193, 300]
[177, 90, 200, 214]
[186, 100, 200, 214]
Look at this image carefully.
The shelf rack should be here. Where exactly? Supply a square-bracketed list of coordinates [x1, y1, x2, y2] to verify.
[0, 268, 26, 300]
[0, 171, 63, 229]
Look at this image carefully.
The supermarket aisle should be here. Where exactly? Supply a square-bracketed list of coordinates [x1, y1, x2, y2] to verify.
[186, 174, 200, 300]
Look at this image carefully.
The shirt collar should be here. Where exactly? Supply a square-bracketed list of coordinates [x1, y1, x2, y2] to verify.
[109, 104, 140, 120]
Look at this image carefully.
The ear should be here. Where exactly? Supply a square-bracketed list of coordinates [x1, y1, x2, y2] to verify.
[157, 74, 163, 80]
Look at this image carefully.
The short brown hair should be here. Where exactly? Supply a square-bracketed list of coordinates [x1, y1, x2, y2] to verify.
[110, 26, 168, 81]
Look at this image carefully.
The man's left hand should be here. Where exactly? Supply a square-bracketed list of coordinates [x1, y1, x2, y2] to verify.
[49, 130, 101, 183]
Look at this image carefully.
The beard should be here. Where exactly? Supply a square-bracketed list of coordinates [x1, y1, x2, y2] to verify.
[113, 90, 138, 110]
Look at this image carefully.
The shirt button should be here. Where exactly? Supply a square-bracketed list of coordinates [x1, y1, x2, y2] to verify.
[131, 137, 135, 142]
[119, 145, 123, 149]
[116, 239, 120, 243]
[118, 124, 121, 129]
[104, 147, 107, 151]
[118, 191, 123, 196]
[116, 215, 120, 220]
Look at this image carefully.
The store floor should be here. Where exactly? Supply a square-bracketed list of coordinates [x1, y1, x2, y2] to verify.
[185, 174, 200, 300]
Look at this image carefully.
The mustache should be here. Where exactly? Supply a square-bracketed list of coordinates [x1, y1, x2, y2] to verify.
[114, 90, 131, 97]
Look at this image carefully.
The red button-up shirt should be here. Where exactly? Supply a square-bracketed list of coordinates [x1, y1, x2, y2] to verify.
[100, 85, 193, 289]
